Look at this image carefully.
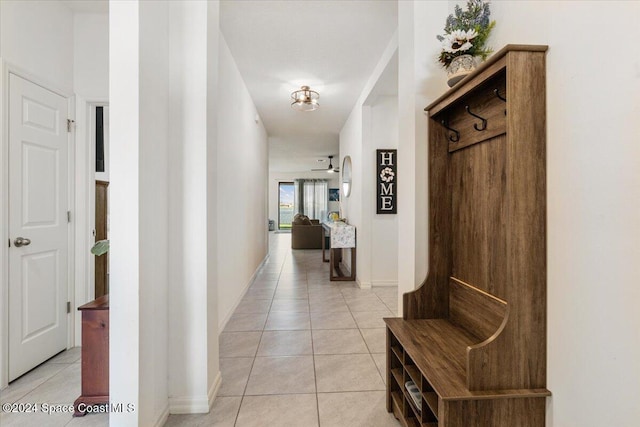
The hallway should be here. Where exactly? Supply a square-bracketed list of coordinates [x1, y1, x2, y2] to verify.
[166, 232, 400, 426]
[0, 233, 400, 426]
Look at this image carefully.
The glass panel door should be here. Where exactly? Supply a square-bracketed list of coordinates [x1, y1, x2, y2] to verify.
[278, 182, 295, 230]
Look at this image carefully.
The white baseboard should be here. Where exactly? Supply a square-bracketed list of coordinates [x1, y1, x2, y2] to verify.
[356, 279, 372, 289]
[152, 404, 170, 427]
[218, 254, 269, 333]
[166, 368, 222, 416]
[371, 280, 398, 287]
[208, 370, 222, 409]
[168, 393, 211, 414]
[356, 279, 398, 289]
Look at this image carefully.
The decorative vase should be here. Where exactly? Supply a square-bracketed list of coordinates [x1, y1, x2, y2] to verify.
[446, 54, 477, 87]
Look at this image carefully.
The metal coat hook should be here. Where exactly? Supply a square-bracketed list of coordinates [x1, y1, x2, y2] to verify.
[494, 89, 507, 115]
[465, 106, 487, 131]
[441, 119, 460, 143]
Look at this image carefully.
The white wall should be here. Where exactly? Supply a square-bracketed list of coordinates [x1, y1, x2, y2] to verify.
[370, 96, 398, 286]
[339, 33, 398, 288]
[165, 0, 205, 415]
[109, 1, 143, 424]
[0, 0, 75, 389]
[112, 1, 225, 423]
[138, 1, 171, 422]
[0, 0, 74, 93]
[340, 94, 399, 288]
[72, 11, 109, 347]
[398, 1, 640, 425]
[268, 171, 340, 225]
[481, 2, 640, 426]
[149, 4, 224, 416]
[74, 13, 109, 99]
[110, 1, 223, 424]
[217, 34, 269, 328]
[339, 102, 364, 271]
[397, 0, 448, 305]
[206, 0, 221, 408]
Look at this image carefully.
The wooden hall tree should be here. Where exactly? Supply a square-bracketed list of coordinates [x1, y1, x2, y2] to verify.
[385, 45, 551, 426]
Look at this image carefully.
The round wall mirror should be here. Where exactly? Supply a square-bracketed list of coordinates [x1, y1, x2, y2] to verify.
[342, 156, 352, 198]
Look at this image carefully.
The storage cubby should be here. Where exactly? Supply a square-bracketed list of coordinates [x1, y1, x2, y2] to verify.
[385, 45, 551, 427]
[387, 329, 439, 426]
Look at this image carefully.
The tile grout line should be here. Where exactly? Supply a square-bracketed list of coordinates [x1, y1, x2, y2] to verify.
[233, 240, 288, 426]
[223, 236, 397, 426]
[2, 361, 75, 407]
[306, 256, 322, 427]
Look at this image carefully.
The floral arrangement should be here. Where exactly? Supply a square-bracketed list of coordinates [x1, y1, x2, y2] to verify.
[437, 0, 495, 67]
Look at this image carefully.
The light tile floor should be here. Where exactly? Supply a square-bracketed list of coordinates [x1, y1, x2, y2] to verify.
[0, 347, 109, 426]
[0, 233, 401, 427]
[166, 233, 401, 427]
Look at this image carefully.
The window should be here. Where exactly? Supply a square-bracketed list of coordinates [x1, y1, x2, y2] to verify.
[294, 179, 328, 220]
[278, 182, 295, 230]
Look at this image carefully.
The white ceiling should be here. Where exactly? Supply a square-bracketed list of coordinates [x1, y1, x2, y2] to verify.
[62, 0, 398, 173]
[220, 0, 398, 172]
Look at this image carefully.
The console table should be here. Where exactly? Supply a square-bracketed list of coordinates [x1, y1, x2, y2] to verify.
[74, 295, 109, 416]
[321, 222, 356, 281]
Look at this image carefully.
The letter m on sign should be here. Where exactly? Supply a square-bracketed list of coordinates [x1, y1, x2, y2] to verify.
[376, 149, 397, 214]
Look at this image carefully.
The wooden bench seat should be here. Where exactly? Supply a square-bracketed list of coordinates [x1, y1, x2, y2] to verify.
[385, 318, 550, 401]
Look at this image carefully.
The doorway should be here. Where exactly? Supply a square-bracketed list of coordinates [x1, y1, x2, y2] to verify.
[93, 106, 109, 298]
[278, 182, 294, 230]
[6, 73, 70, 381]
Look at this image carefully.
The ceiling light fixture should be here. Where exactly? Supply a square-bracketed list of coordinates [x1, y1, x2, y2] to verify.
[291, 85, 319, 112]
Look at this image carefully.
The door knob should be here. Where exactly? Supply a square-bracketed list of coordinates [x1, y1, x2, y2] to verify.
[14, 237, 31, 247]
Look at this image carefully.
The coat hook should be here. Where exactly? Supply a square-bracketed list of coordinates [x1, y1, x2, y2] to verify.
[465, 106, 487, 131]
[441, 119, 460, 143]
[494, 89, 507, 115]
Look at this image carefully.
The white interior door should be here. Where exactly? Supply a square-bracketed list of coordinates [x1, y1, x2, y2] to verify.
[8, 73, 69, 381]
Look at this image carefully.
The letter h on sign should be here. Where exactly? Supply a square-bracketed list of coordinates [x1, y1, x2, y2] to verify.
[377, 149, 397, 214]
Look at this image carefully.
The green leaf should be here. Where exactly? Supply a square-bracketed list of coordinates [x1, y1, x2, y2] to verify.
[91, 240, 110, 256]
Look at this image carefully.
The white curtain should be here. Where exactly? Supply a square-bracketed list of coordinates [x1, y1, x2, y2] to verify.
[294, 179, 328, 220]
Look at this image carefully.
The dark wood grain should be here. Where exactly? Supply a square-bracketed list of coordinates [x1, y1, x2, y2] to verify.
[74, 296, 109, 416]
[384, 319, 549, 401]
[449, 278, 507, 341]
[441, 73, 507, 153]
[467, 50, 547, 391]
[77, 294, 109, 310]
[450, 135, 507, 297]
[329, 247, 356, 281]
[404, 114, 451, 320]
[426, 44, 548, 115]
[94, 181, 109, 298]
[387, 45, 549, 426]
[441, 397, 546, 427]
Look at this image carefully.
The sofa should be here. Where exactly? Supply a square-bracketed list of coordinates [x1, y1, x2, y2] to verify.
[291, 214, 323, 249]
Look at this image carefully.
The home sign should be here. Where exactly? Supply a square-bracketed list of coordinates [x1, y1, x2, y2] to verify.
[377, 149, 397, 214]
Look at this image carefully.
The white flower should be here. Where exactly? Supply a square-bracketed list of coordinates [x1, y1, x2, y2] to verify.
[444, 40, 473, 53]
[451, 29, 478, 41]
[380, 167, 395, 183]
[440, 29, 478, 53]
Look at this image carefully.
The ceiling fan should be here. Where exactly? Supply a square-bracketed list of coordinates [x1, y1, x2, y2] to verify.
[312, 155, 340, 173]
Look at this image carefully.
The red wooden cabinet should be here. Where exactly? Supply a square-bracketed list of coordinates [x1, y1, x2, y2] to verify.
[74, 295, 109, 417]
